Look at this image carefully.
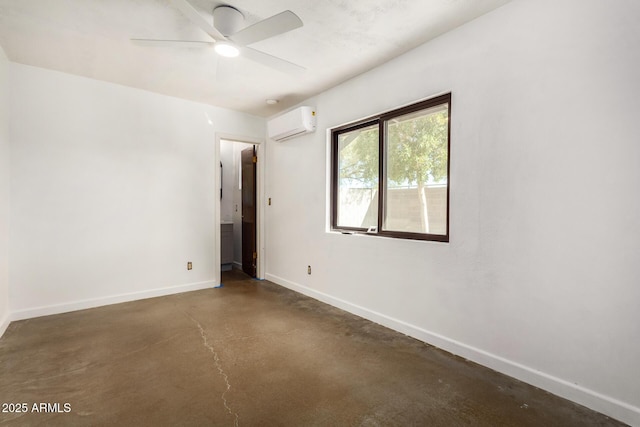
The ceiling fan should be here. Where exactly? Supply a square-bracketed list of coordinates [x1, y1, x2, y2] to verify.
[131, 0, 305, 74]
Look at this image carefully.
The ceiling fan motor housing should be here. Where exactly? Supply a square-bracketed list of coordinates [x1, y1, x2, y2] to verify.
[213, 6, 244, 36]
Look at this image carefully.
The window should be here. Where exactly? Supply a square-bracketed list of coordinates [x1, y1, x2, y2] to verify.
[331, 93, 451, 241]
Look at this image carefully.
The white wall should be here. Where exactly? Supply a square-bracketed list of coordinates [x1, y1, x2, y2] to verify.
[264, 0, 640, 424]
[0, 46, 10, 335]
[9, 64, 264, 317]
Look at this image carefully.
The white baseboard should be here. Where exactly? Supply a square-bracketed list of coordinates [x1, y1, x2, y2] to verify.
[10, 280, 217, 322]
[0, 311, 10, 339]
[265, 273, 640, 426]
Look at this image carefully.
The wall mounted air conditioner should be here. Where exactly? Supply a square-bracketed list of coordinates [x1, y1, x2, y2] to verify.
[267, 106, 317, 142]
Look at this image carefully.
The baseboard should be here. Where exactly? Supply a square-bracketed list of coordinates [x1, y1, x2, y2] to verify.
[0, 310, 10, 339]
[265, 273, 640, 426]
[10, 280, 217, 322]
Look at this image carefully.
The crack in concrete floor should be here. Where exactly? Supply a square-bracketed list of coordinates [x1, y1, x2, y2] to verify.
[212, 328, 301, 345]
[186, 313, 239, 427]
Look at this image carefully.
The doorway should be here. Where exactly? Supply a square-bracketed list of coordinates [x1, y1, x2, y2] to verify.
[219, 139, 260, 279]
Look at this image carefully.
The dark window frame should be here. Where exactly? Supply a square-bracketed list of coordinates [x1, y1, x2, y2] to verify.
[331, 93, 451, 242]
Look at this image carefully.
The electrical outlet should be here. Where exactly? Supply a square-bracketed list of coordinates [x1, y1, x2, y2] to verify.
[307, 265, 311, 275]
[187, 262, 192, 270]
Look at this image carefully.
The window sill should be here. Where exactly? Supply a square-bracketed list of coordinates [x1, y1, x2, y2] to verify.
[328, 229, 449, 243]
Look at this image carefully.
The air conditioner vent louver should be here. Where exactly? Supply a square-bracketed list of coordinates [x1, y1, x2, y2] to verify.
[267, 106, 316, 142]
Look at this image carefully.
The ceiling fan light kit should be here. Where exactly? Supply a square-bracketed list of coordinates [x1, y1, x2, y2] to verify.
[132, 0, 305, 74]
[214, 42, 240, 57]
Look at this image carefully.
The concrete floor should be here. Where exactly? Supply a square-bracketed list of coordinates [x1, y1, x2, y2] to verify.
[0, 270, 626, 426]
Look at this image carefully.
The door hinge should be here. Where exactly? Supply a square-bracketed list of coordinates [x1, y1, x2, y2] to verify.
[252, 156, 257, 163]
[253, 251, 257, 260]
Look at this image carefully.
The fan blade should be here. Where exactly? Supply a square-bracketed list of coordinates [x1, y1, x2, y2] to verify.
[169, 0, 226, 41]
[230, 10, 302, 46]
[131, 39, 215, 48]
[240, 46, 305, 74]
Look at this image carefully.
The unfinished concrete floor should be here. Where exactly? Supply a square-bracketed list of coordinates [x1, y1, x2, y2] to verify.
[0, 270, 626, 426]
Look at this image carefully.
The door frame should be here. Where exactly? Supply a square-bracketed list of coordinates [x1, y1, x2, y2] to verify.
[215, 133, 265, 283]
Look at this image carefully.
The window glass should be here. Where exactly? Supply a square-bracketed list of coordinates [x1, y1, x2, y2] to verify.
[336, 124, 379, 229]
[384, 104, 449, 235]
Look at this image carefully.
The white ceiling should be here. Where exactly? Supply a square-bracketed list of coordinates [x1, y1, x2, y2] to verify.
[0, 0, 510, 117]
